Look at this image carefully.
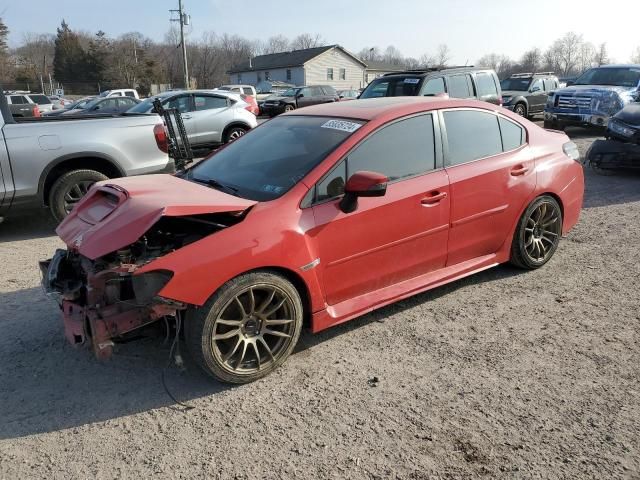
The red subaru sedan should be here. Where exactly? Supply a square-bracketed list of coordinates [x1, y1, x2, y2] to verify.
[41, 97, 584, 384]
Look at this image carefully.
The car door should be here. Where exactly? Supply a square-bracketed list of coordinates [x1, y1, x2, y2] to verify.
[440, 108, 535, 266]
[191, 94, 233, 144]
[116, 97, 138, 112]
[295, 87, 314, 108]
[164, 94, 197, 141]
[310, 113, 450, 306]
[528, 78, 546, 113]
[92, 98, 119, 114]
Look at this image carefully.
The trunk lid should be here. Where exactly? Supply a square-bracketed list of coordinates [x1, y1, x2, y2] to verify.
[56, 174, 256, 259]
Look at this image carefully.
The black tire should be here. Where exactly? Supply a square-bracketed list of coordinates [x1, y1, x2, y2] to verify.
[513, 102, 527, 117]
[185, 271, 304, 384]
[510, 195, 563, 270]
[284, 104, 295, 112]
[224, 126, 247, 144]
[48, 169, 108, 223]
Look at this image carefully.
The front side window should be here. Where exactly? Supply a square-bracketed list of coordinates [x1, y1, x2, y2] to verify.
[327, 68, 334, 80]
[316, 162, 347, 202]
[423, 77, 445, 96]
[166, 95, 192, 113]
[299, 87, 311, 97]
[500, 78, 531, 91]
[189, 116, 364, 201]
[194, 95, 228, 110]
[10, 96, 26, 104]
[447, 75, 472, 98]
[339, 68, 346, 80]
[347, 114, 436, 181]
[543, 78, 557, 91]
[444, 110, 502, 165]
[531, 79, 544, 92]
[359, 76, 422, 98]
[475, 73, 498, 97]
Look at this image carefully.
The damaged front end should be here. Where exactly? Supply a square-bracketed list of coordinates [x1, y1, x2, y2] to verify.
[39, 175, 256, 359]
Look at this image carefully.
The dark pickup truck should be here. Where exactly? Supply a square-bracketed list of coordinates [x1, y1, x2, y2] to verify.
[260, 85, 339, 116]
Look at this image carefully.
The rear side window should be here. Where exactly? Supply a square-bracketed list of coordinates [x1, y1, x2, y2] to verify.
[194, 95, 228, 110]
[475, 73, 498, 97]
[447, 75, 473, 98]
[322, 86, 337, 96]
[444, 110, 502, 165]
[423, 77, 446, 96]
[310, 87, 324, 97]
[28, 94, 52, 104]
[348, 114, 436, 181]
[543, 78, 557, 91]
[10, 96, 27, 104]
[166, 95, 192, 113]
[499, 117, 525, 151]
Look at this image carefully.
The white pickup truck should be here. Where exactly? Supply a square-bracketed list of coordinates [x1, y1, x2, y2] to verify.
[0, 92, 173, 222]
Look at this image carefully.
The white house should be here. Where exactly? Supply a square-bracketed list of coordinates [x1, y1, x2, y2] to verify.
[228, 45, 368, 90]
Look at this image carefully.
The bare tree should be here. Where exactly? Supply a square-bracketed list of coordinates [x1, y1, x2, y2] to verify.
[435, 44, 451, 67]
[418, 52, 436, 68]
[477, 53, 513, 78]
[593, 43, 609, 66]
[358, 46, 382, 62]
[383, 45, 404, 65]
[520, 48, 542, 73]
[404, 57, 420, 69]
[631, 46, 640, 64]
[290, 33, 325, 50]
[578, 41, 595, 73]
[547, 32, 583, 76]
[262, 35, 290, 55]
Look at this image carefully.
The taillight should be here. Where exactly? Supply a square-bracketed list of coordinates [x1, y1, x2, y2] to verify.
[33, 105, 41, 117]
[154, 123, 169, 153]
[562, 141, 580, 161]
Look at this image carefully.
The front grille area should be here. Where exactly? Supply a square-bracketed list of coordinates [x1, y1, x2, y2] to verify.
[556, 95, 592, 109]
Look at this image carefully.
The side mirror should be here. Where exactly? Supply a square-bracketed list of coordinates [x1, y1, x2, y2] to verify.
[297, 93, 304, 98]
[339, 171, 388, 213]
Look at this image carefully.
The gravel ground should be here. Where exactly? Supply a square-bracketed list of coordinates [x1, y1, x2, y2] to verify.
[1, 126, 639, 479]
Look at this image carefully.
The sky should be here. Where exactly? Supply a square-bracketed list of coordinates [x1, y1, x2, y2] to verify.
[1, 0, 637, 64]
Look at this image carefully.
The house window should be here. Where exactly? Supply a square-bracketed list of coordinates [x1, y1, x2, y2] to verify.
[327, 68, 334, 80]
[339, 68, 346, 80]
[237, 74, 242, 83]
[286, 69, 291, 81]
[265, 71, 270, 80]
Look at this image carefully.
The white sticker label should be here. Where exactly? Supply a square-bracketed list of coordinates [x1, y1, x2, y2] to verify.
[404, 78, 420, 84]
[321, 119, 362, 133]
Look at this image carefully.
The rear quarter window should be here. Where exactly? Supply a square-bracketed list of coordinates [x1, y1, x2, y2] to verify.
[447, 75, 473, 98]
[499, 117, 525, 151]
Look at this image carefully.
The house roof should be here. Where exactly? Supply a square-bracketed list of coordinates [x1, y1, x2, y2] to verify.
[364, 60, 406, 72]
[229, 45, 366, 73]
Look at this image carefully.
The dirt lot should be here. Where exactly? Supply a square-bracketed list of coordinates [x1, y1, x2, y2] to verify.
[0, 126, 639, 479]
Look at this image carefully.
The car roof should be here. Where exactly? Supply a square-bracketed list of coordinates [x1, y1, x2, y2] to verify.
[381, 66, 491, 78]
[284, 97, 500, 121]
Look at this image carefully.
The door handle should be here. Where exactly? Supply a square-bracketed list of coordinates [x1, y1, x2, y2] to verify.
[421, 191, 448, 206]
[510, 165, 529, 176]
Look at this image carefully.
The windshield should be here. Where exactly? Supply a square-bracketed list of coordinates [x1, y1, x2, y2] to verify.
[188, 116, 364, 201]
[127, 97, 156, 113]
[281, 88, 298, 97]
[218, 86, 231, 91]
[500, 78, 531, 91]
[574, 67, 640, 88]
[360, 77, 422, 98]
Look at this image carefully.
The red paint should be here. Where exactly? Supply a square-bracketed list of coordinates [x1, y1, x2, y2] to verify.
[56, 98, 584, 338]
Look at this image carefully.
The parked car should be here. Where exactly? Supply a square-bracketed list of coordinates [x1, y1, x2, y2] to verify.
[260, 85, 339, 116]
[62, 96, 140, 116]
[338, 89, 360, 100]
[359, 67, 502, 105]
[544, 64, 640, 130]
[99, 88, 140, 99]
[128, 89, 257, 147]
[25, 94, 55, 113]
[43, 96, 95, 116]
[585, 101, 640, 172]
[6, 93, 42, 117]
[218, 84, 257, 97]
[500, 72, 559, 118]
[48, 95, 68, 110]
[41, 97, 584, 384]
[0, 91, 172, 222]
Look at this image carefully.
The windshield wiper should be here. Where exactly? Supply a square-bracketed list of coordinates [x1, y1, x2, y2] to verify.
[191, 176, 239, 195]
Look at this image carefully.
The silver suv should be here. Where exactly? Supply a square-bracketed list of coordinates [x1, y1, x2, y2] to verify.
[129, 89, 257, 147]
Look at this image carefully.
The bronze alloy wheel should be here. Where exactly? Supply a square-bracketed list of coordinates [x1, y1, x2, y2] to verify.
[211, 284, 296, 374]
[511, 195, 563, 269]
[186, 271, 303, 384]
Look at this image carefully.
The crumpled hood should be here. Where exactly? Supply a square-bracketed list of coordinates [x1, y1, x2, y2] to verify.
[612, 103, 640, 126]
[263, 95, 289, 103]
[56, 174, 256, 259]
[555, 85, 634, 96]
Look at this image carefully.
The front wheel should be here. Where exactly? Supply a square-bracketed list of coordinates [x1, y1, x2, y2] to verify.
[514, 103, 527, 117]
[48, 169, 108, 223]
[185, 271, 304, 384]
[510, 195, 563, 269]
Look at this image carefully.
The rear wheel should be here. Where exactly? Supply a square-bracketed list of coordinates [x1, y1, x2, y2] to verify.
[224, 126, 247, 144]
[510, 195, 563, 269]
[185, 271, 304, 384]
[48, 169, 108, 223]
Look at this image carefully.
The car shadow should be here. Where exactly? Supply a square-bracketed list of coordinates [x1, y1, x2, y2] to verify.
[0, 264, 522, 440]
[583, 167, 640, 209]
[0, 209, 57, 243]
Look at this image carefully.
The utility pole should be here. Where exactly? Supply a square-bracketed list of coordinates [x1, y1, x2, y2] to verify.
[170, 1, 190, 89]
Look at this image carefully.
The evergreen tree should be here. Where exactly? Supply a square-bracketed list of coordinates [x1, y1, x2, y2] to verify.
[53, 20, 88, 85]
[86, 30, 109, 84]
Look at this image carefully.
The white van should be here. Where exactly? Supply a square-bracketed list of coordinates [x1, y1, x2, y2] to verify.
[99, 89, 140, 99]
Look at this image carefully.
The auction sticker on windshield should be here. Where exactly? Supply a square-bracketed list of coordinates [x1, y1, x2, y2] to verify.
[404, 78, 420, 84]
[321, 119, 362, 133]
